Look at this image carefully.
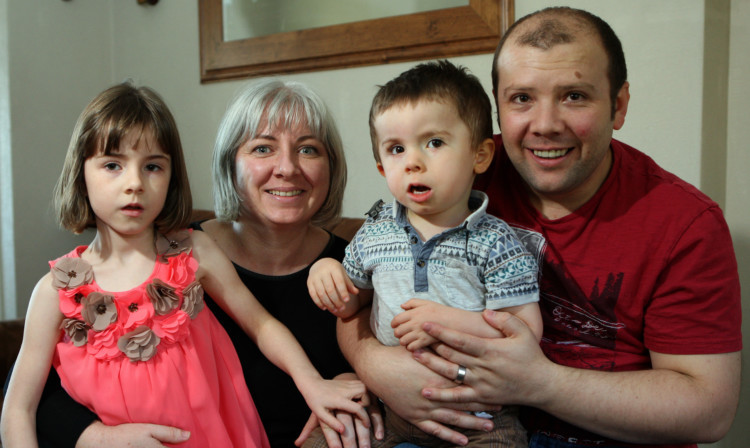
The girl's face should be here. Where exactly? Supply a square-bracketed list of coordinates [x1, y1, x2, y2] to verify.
[84, 129, 171, 237]
[234, 121, 330, 228]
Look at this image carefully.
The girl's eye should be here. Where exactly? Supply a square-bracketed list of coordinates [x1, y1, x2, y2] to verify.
[389, 145, 405, 155]
[145, 164, 163, 172]
[104, 162, 120, 171]
[427, 138, 444, 149]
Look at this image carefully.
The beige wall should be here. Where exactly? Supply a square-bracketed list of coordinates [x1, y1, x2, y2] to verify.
[723, 1, 750, 447]
[1, 0, 747, 445]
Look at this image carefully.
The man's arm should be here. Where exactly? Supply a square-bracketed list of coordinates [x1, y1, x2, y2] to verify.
[416, 310, 741, 444]
[337, 305, 496, 446]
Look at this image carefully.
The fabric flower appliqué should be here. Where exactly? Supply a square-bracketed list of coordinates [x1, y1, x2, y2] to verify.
[87, 325, 124, 361]
[161, 252, 196, 287]
[51, 258, 93, 290]
[153, 311, 191, 344]
[156, 230, 191, 264]
[118, 325, 161, 362]
[181, 281, 205, 319]
[81, 292, 117, 331]
[59, 284, 96, 318]
[60, 318, 89, 347]
[118, 289, 154, 330]
[147, 279, 180, 315]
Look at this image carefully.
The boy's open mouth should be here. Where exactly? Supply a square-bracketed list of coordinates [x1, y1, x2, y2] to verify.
[409, 184, 431, 194]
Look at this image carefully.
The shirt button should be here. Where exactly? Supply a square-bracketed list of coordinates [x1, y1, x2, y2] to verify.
[410, 236, 418, 244]
[417, 260, 425, 267]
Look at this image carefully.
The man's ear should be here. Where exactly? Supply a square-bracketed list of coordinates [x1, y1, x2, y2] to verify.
[377, 162, 386, 177]
[473, 138, 495, 174]
[613, 81, 630, 130]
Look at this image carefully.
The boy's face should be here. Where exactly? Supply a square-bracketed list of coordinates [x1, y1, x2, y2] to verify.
[373, 99, 493, 228]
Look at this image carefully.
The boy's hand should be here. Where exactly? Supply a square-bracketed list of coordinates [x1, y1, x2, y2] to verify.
[308, 258, 359, 313]
[392, 299, 452, 351]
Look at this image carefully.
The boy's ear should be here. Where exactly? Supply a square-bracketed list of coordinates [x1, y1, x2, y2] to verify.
[473, 138, 495, 174]
[377, 162, 386, 177]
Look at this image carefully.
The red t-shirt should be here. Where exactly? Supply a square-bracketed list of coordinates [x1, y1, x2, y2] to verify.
[475, 136, 742, 447]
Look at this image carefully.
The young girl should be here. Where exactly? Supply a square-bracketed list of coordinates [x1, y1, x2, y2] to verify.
[0, 83, 367, 447]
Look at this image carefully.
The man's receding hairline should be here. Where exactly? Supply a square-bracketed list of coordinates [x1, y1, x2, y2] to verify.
[504, 14, 595, 54]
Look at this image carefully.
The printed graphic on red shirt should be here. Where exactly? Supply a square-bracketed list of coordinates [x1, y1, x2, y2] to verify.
[539, 260, 626, 371]
[512, 226, 627, 372]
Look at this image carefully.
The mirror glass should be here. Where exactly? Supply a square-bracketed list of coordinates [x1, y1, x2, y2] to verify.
[223, 0, 469, 41]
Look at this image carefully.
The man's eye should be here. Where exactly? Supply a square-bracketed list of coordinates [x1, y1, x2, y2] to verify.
[512, 94, 530, 103]
[567, 92, 585, 101]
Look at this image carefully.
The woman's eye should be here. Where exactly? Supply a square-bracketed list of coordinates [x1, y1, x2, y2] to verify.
[427, 138, 444, 149]
[253, 145, 271, 154]
[299, 146, 319, 156]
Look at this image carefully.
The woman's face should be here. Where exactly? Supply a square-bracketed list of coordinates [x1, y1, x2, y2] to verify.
[234, 121, 330, 228]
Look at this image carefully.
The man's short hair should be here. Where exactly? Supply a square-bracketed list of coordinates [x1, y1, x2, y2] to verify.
[492, 7, 627, 118]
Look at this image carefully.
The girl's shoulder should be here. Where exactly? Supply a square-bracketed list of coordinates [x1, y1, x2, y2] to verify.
[48, 246, 88, 267]
[48, 246, 95, 291]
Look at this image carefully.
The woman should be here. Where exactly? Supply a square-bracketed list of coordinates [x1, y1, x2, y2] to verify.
[32, 80, 378, 448]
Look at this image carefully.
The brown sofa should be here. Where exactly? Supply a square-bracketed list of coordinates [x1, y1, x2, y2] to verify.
[0, 212, 363, 430]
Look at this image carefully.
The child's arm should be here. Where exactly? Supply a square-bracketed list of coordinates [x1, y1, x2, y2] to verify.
[1, 275, 64, 447]
[191, 232, 367, 435]
[391, 299, 542, 351]
[307, 258, 373, 319]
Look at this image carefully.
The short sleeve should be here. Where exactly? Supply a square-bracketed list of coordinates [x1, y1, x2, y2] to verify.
[644, 206, 742, 354]
[484, 229, 540, 310]
[342, 225, 372, 289]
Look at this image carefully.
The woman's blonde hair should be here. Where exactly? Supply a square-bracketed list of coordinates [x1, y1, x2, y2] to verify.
[54, 82, 192, 234]
[212, 79, 346, 227]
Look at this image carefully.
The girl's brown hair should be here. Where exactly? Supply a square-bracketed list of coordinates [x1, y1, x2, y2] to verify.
[54, 82, 192, 234]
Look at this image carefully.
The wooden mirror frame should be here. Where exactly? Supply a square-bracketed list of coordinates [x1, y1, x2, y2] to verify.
[199, 0, 514, 83]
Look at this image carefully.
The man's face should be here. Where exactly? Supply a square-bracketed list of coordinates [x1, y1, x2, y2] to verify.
[495, 33, 629, 216]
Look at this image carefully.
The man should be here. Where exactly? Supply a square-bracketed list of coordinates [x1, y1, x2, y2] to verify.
[339, 6, 741, 447]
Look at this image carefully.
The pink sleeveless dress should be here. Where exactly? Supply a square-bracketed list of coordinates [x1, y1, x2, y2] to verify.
[50, 231, 270, 448]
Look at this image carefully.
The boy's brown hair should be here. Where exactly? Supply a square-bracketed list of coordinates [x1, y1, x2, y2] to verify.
[368, 60, 493, 162]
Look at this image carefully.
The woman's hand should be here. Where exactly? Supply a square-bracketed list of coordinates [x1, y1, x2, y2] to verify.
[76, 421, 190, 448]
[297, 376, 368, 435]
[295, 373, 383, 448]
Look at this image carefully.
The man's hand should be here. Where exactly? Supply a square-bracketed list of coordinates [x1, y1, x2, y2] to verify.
[337, 306, 496, 446]
[415, 309, 742, 444]
[413, 310, 548, 407]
